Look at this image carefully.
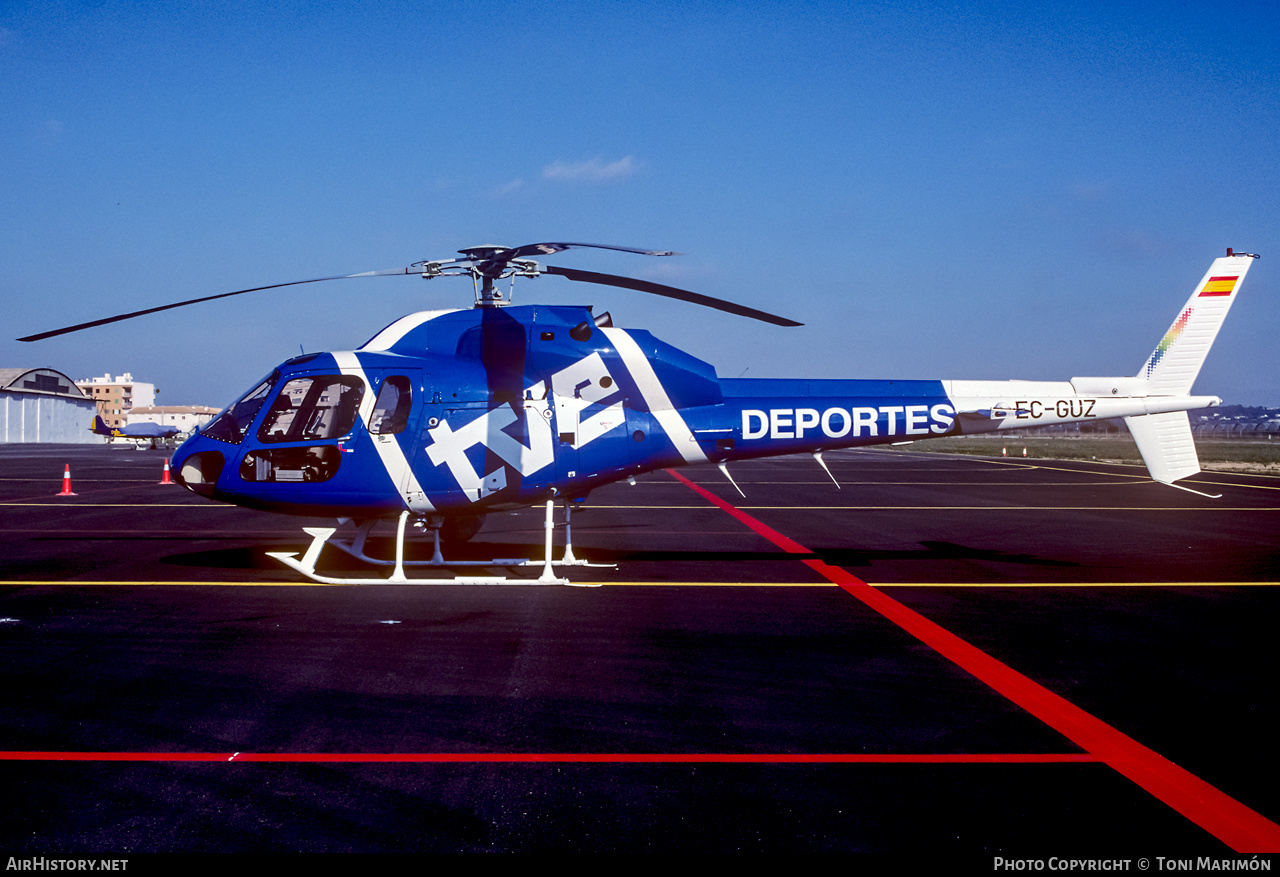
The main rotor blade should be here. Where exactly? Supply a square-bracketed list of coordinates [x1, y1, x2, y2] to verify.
[544, 265, 802, 327]
[496, 242, 680, 261]
[17, 268, 418, 342]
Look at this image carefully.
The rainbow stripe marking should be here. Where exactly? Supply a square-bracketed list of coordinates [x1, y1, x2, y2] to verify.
[1145, 307, 1192, 377]
[1198, 275, 1238, 297]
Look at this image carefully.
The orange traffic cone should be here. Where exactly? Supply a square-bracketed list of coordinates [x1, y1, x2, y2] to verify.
[57, 464, 76, 496]
[1023, 447, 1028, 457]
[1001, 447, 1007, 456]
[159, 458, 174, 485]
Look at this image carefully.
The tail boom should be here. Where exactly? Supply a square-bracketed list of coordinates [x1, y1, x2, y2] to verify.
[945, 379, 1220, 434]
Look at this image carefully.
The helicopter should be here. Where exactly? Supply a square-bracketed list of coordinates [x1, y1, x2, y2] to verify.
[20, 242, 1257, 584]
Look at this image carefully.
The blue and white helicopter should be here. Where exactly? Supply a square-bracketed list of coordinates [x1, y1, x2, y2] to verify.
[21, 242, 1257, 584]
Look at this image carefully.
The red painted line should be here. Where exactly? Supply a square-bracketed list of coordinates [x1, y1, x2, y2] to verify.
[667, 468, 1280, 853]
[0, 751, 1094, 764]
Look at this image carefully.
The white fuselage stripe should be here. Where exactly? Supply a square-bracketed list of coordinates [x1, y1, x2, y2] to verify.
[600, 327, 707, 464]
[331, 351, 435, 512]
[360, 309, 460, 352]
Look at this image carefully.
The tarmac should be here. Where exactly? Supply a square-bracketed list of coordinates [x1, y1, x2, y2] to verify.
[0, 443, 1277, 854]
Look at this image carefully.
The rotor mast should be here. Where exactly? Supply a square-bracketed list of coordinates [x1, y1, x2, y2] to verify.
[453, 245, 540, 309]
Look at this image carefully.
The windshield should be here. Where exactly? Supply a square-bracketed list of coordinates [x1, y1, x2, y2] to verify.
[201, 372, 278, 444]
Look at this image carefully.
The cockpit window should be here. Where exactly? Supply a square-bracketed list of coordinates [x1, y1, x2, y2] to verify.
[369, 375, 412, 435]
[202, 373, 278, 445]
[257, 375, 364, 444]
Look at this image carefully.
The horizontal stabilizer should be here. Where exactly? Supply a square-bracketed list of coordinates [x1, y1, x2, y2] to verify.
[1123, 411, 1199, 485]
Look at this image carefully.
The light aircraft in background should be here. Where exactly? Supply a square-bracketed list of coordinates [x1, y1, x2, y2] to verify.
[90, 415, 182, 449]
[24, 243, 1258, 583]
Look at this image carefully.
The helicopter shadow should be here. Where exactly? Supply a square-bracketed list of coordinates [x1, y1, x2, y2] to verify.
[578, 540, 1078, 569]
[158, 538, 1076, 573]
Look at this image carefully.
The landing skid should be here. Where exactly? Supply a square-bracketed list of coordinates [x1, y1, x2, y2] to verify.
[266, 501, 613, 585]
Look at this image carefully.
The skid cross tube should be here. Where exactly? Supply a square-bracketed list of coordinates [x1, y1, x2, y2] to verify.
[268, 505, 611, 585]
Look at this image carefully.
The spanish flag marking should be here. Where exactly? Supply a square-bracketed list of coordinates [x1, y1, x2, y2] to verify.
[1198, 276, 1238, 297]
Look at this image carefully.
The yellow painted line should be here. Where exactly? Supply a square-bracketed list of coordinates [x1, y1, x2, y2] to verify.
[569, 581, 1280, 588]
[0, 580, 344, 587]
[579, 581, 833, 587]
[741, 505, 1280, 511]
[670, 465, 1280, 490]
[895, 454, 1280, 489]
[1183, 478, 1280, 491]
[585, 581, 1280, 588]
[864, 581, 1280, 588]
[669, 465, 1040, 471]
[8, 499, 1233, 512]
[586, 504, 1280, 511]
[669, 480, 1172, 487]
[0, 580, 832, 588]
[1, 580, 1275, 588]
[939, 459, 1184, 480]
[0, 503, 228, 508]
[1015, 462, 1258, 487]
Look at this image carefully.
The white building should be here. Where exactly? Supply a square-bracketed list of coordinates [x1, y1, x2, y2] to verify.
[75, 373, 157, 429]
[129, 405, 219, 433]
[0, 368, 98, 443]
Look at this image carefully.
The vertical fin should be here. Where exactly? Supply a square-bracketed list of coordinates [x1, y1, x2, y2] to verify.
[1140, 251, 1256, 394]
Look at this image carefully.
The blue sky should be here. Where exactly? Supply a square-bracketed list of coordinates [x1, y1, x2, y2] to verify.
[3, 0, 1278, 406]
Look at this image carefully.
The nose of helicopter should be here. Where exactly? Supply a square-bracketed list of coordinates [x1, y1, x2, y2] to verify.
[170, 434, 226, 497]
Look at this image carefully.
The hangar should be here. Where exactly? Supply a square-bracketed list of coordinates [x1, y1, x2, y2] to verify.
[0, 368, 98, 443]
